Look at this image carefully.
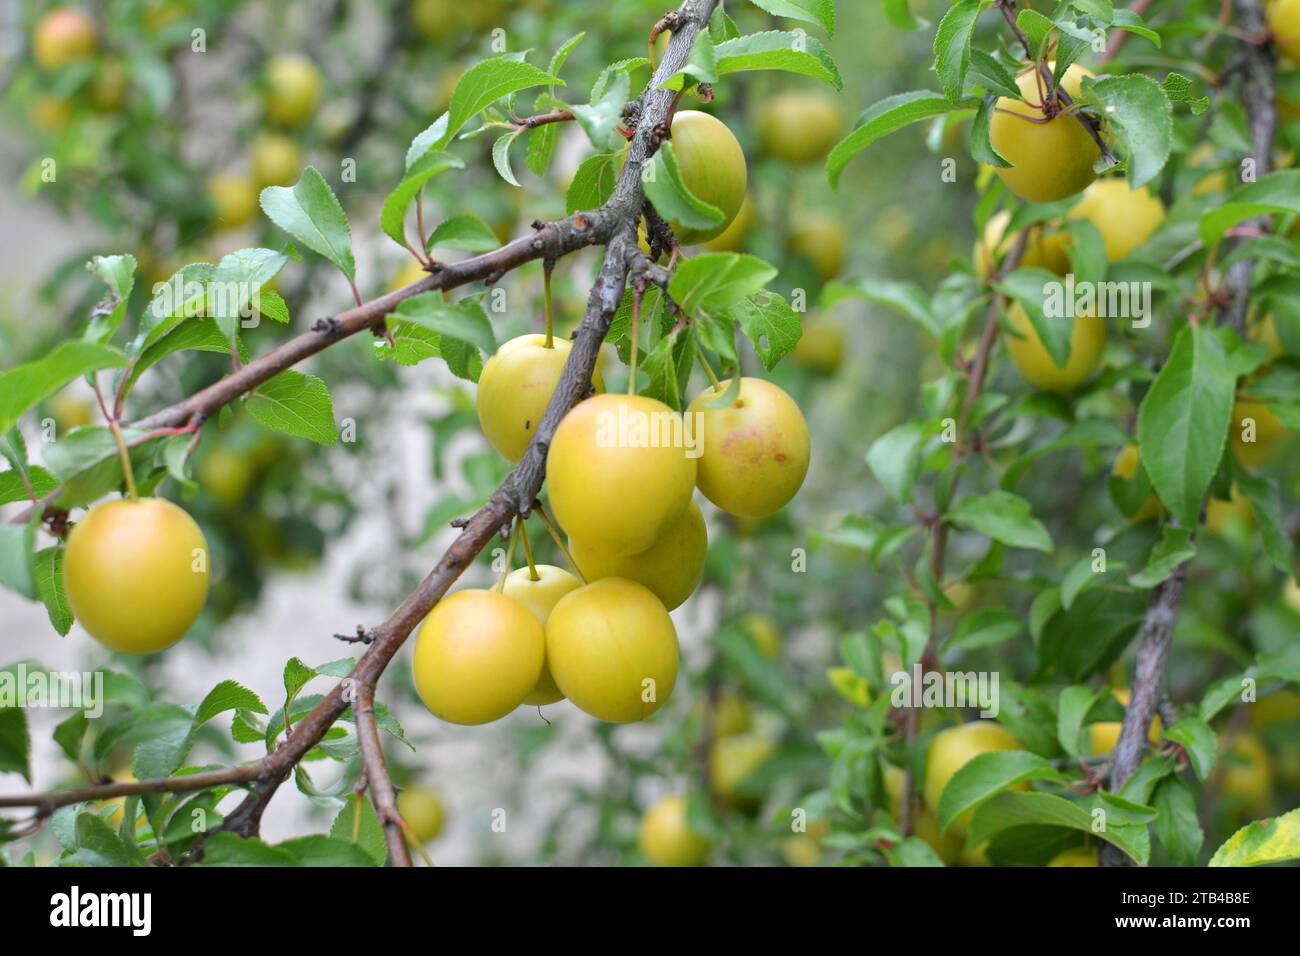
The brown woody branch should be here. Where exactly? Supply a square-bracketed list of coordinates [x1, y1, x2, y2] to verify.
[1099, 0, 1277, 866]
[0, 0, 720, 865]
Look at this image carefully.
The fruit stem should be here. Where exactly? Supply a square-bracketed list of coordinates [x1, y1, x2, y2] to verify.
[697, 347, 723, 391]
[627, 284, 643, 395]
[94, 373, 138, 500]
[494, 520, 521, 592]
[543, 260, 555, 349]
[519, 519, 541, 581]
[534, 502, 587, 584]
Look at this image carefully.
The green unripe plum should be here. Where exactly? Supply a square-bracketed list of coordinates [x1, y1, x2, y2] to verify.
[757, 90, 844, 165]
[64, 498, 210, 654]
[1003, 302, 1107, 392]
[687, 378, 810, 519]
[502, 564, 582, 706]
[412, 589, 544, 725]
[639, 795, 712, 866]
[666, 111, 748, 245]
[546, 393, 697, 555]
[477, 334, 604, 462]
[545, 578, 679, 722]
[989, 63, 1100, 203]
[923, 722, 1022, 836]
[33, 7, 97, 70]
[569, 499, 706, 611]
[262, 53, 322, 127]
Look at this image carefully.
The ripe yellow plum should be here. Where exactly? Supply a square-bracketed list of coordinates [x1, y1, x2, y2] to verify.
[207, 173, 259, 229]
[1069, 179, 1166, 262]
[1268, 0, 1300, 62]
[1047, 847, 1097, 866]
[545, 578, 679, 722]
[789, 214, 847, 280]
[251, 132, 302, 188]
[974, 211, 1071, 277]
[665, 111, 748, 245]
[1111, 443, 1164, 522]
[989, 63, 1101, 203]
[1231, 398, 1288, 468]
[709, 732, 775, 808]
[757, 91, 844, 165]
[791, 318, 845, 373]
[923, 721, 1022, 836]
[411, 589, 544, 725]
[1086, 689, 1161, 755]
[64, 498, 210, 654]
[397, 786, 445, 843]
[688, 378, 810, 519]
[33, 7, 97, 70]
[501, 564, 582, 706]
[262, 53, 322, 127]
[477, 334, 604, 463]
[703, 193, 756, 252]
[1003, 303, 1107, 392]
[569, 499, 706, 611]
[638, 795, 712, 866]
[546, 394, 697, 555]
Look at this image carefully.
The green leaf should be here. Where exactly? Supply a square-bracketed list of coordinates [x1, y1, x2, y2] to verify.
[491, 129, 525, 187]
[1057, 685, 1106, 757]
[1016, 9, 1054, 52]
[437, 58, 563, 151]
[197, 680, 268, 725]
[937, 750, 1062, 832]
[260, 167, 356, 280]
[644, 141, 726, 235]
[1137, 323, 1234, 527]
[380, 150, 465, 248]
[0, 342, 127, 438]
[1209, 807, 1300, 867]
[278, 834, 380, 867]
[1111, 9, 1161, 47]
[1234, 468, 1294, 575]
[731, 292, 802, 370]
[669, 253, 777, 318]
[1163, 717, 1217, 780]
[199, 832, 298, 866]
[948, 608, 1022, 653]
[881, 0, 926, 29]
[33, 547, 72, 636]
[745, 0, 836, 34]
[1153, 776, 1203, 866]
[573, 71, 630, 149]
[932, 0, 983, 103]
[283, 657, 316, 701]
[822, 278, 940, 336]
[995, 268, 1074, 369]
[391, 292, 497, 357]
[1088, 74, 1171, 189]
[1199, 170, 1300, 247]
[968, 50, 1020, 99]
[134, 262, 216, 353]
[330, 792, 388, 865]
[126, 319, 244, 394]
[968, 790, 1148, 863]
[426, 214, 500, 253]
[0, 705, 31, 781]
[0, 464, 56, 507]
[245, 370, 338, 446]
[946, 491, 1053, 552]
[827, 91, 979, 189]
[84, 254, 137, 344]
[1128, 526, 1195, 588]
[68, 813, 133, 867]
[866, 420, 927, 504]
[209, 248, 289, 343]
[0, 521, 35, 599]
[712, 31, 842, 90]
[565, 152, 619, 214]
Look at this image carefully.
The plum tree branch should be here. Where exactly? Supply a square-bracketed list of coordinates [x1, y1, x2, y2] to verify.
[0, 0, 720, 865]
[1099, 0, 1277, 866]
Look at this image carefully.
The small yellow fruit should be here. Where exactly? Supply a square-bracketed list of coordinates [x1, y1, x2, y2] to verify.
[33, 7, 97, 70]
[688, 378, 811, 519]
[709, 692, 753, 738]
[1003, 302, 1107, 392]
[791, 318, 845, 373]
[1047, 846, 1097, 866]
[547, 394, 697, 556]
[1251, 313, 1287, 362]
[884, 766, 962, 864]
[32, 95, 73, 131]
[251, 132, 302, 188]
[740, 613, 781, 657]
[1253, 689, 1300, 728]
[207, 173, 259, 229]
[788, 214, 847, 280]
[477, 334, 604, 463]
[703, 193, 756, 252]
[974, 211, 1071, 278]
[411, 589, 545, 725]
[64, 498, 210, 654]
[638, 795, 712, 866]
[1069, 179, 1166, 262]
[388, 259, 428, 293]
[49, 391, 94, 431]
[757, 91, 844, 165]
[501, 564, 582, 706]
[545, 578, 679, 722]
[1267, 0, 1300, 62]
[397, 786, 445, 843]
[665, 111, 748, 245]
[1111, 443, 1164, 522]
[262, 53, 322, 127]
[828, 666, 870, 707]
[989, 63, 1101, 203]
[1206, 486, 1254, 537]
[197, 447, 257, 507]
[1231, 398, 1287, 469]
[781, 835, 822, 866]
[1219, 733, 1275, 814]
[709, 732, 775, 808]
[89, 62, 128, 112]
[1283, 579, 1300, 615]
[1086, 689, 1162, 756]
[923, 722, 1022, 836]
[569, 499, 706, 611]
